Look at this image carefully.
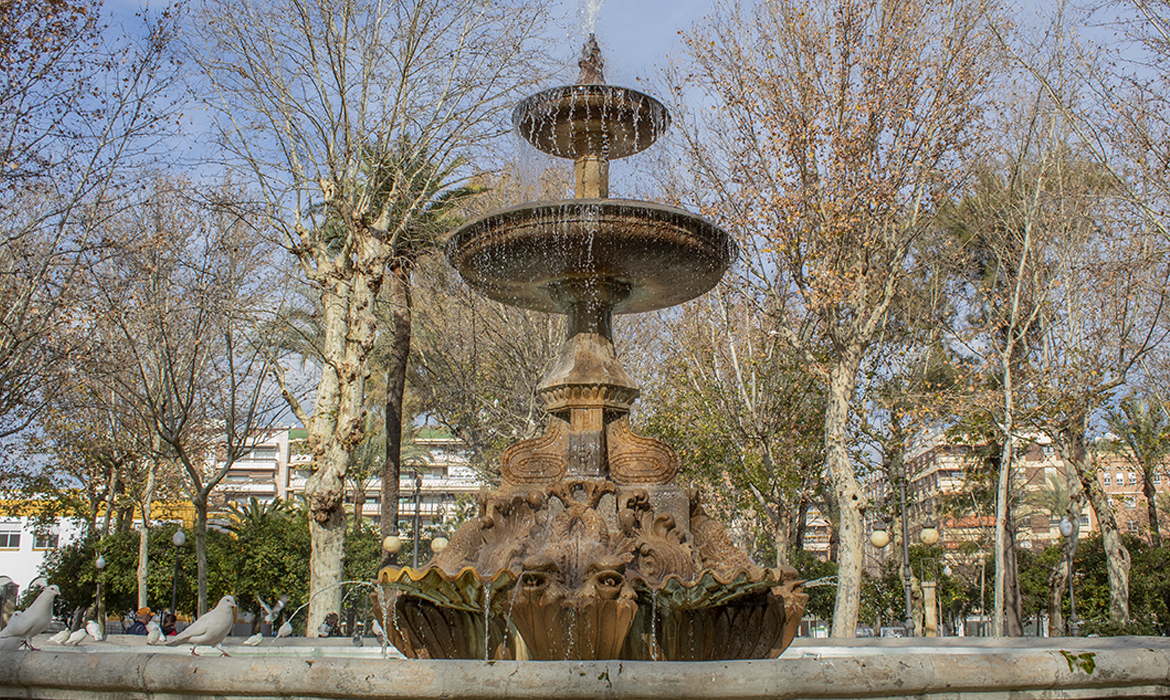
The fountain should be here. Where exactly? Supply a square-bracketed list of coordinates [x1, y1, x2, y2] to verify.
[3, 33, 1170, 700]
[375, 35, 807, 662]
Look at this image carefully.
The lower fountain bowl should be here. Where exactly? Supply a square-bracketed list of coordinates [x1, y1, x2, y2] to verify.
[446, 199, 737, 314]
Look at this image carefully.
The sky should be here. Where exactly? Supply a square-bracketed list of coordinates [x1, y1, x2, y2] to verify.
[101, 0, 720, 84]
[546, 0, 717, 84]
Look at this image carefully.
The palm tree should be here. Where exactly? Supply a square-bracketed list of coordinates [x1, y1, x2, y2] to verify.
[1106, 396, 1170, 547]
[362, 139, 483, 547]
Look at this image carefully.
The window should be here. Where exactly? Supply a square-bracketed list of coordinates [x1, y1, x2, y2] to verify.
[1103, 473, 1111, 486]
[0, 527, 20, 549]
[1155, 473, 1162, 485]
[1117, 473, 1125, 486]
[243, 447, 278, 461]
[1129, 472, 1138, 486]
[1126, 496, 1137, 509]
[1080, 514, 1090, 527]
[1127, 520, 1141, 533]
[33, 530, 58, 550]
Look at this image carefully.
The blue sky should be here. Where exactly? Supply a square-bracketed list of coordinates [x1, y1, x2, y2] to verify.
[102, 0, 720, 85]
[546, 0, 717, 85]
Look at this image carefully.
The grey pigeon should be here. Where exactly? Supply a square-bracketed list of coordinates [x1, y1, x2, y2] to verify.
[165, 595, 236, 655]
[276, 620, 293, 638]
[0, 584, 59, 650]
[371, 617, 385, 642]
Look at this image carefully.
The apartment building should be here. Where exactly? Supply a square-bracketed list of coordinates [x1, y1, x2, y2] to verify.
[213, 427, 485, 533]
[862, 429, 1106, 576]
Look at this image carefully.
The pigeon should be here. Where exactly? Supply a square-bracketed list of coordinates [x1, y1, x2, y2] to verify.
[242, 632, 263, 646]
[371, 617, 385, 642]
[316, 622, 331, 637]
[276, 620, 293, 638]
[257, 594, 289, 624]
[62, 628, 88, 646]
[0, 584, 59, 650]
[47, 629, 70, 646]
[86, 620, 103, 641]
[146, 620, 163, 645]
[165, 595, 236, 656]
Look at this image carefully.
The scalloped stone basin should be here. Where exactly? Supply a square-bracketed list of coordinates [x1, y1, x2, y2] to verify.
[446, 199, 736, 314]
[513, 85, 670, 160]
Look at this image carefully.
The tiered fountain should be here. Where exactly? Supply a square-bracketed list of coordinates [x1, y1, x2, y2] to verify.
[375, 36, 807, 662]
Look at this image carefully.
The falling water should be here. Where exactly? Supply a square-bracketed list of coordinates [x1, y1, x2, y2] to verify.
[649, 591, 659, 661]
[482, 582, 493, 660]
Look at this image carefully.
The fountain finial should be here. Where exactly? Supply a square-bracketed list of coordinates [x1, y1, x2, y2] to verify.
[577, 33, 605, 85]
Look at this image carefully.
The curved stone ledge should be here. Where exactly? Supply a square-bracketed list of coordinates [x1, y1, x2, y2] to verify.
[0, 637, 1168, 699]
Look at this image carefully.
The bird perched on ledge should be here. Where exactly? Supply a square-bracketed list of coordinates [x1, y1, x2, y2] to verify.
[165, 596, 236, 656]
[0, 584, 59, 651]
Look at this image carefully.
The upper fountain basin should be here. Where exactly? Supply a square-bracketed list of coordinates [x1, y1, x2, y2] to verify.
[446, 199, 737, 315]
[513, 85, 670, 160]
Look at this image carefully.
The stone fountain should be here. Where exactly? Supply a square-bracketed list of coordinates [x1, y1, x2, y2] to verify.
[375, 36, 807, 662]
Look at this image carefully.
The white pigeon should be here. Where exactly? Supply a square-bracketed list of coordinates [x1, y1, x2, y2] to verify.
[371, 617, 386, 643]
[242, 632, 263, 646]
[146, 620, 163, 645]
[47, 628, 70, 646]
[86, 619, 103, 641]
[0, 584, 59, 650]
[276, 620, 293, 638]
[165, 595, 236, 656]
[62, 628, 89, 646]
[257, 594, 289, 624]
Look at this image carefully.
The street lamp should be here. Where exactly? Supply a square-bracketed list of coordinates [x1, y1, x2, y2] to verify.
[412, 472, 423, 568]
[171, 529, 186, 617]
[431, 537, 449, 555]
[95, 554, 106, 640]
[1059, 516, 1079, 635]
[871, 517, 941, 637]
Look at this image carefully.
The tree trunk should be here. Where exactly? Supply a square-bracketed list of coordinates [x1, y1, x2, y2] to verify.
[352, 486, 367, 532]
[101, 460, 118, 538]
[994, 352, 1016, 637]
[381, 263, 411, 553]
[794, 498, 810, 552]
[303, 269, 378, 636]
[825, 349, 867, 638]
[1142, 474, 1162, 547]
[1062, 408, 1130, 624]
[1004, 518, 1024, 636]
[195, 495, 209, 617]
[1080, 470, 1131, 624]
[136, 459, 157, 609]
[773, 513, 788, 568]
[1048, 555, 1067, 637]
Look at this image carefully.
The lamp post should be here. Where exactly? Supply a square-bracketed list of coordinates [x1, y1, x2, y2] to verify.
[171, 529, 186, 617]
[412, 472, 423, 568]
[95, 554, 106, 640]
[871, 517, 940, 637]
[431, 537, 449, 555]
[1059, 516, 1079, 636]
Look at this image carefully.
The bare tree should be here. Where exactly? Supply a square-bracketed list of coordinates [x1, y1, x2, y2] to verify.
[88, 180, 285, 614]
[187, 0, 553, 632]
[668, 0, 1003, 636]
[0, 1, 180, 440]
